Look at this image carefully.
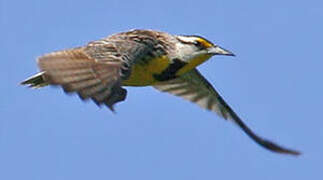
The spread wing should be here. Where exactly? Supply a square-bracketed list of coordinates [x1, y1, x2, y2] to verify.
[37, 39, 151, 111]
[153, 68, 300, 155]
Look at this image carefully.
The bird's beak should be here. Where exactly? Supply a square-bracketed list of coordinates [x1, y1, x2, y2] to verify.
[207, 46, 235, 56]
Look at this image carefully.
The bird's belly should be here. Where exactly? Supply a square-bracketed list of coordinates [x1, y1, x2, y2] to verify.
[122, 56, 170, 86]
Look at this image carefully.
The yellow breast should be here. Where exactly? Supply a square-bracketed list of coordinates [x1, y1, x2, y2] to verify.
[176, 54, 212, 76]
[122, 55, 170, 86]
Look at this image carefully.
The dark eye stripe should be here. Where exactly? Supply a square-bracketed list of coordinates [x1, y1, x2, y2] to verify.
[189, 35, 214, 46]
[194, 41, 204, 49]
[177, 35, 213, 49]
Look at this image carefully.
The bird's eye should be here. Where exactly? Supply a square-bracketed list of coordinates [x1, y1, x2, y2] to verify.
[194, 41, 204, 49]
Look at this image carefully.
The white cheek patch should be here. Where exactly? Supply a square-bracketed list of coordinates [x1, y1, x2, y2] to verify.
[174, 42, 199, 62]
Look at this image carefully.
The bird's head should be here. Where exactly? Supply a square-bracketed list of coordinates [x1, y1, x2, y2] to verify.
[174, 35, 235, 74]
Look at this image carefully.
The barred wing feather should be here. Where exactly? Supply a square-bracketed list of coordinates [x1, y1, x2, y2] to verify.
[154, 68, 300, 155]
[37, 48, 125, 111]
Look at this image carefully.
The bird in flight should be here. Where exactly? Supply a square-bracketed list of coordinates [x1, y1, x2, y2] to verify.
[21, 29, 300, 155]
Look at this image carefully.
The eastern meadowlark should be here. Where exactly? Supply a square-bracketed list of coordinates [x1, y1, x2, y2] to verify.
[21, 29, 300, 155]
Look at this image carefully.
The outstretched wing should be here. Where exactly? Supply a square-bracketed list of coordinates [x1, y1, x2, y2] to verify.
[153, 68, 300, 155]
[37, 38, 152, 111]
[37, 47, 124, 111]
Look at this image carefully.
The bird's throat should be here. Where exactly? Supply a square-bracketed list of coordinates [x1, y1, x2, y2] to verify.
[176, 54, 212, 76]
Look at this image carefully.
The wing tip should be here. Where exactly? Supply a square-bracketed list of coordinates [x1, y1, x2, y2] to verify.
[259, 139, 301, 156]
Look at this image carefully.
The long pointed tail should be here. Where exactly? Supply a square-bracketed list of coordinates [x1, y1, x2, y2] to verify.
[20, 72, 49, 88]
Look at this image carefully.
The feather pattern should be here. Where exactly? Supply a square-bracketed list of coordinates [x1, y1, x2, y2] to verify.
[154, 68, 300, 155]
[36, 30, 173, 110]
[37, 48, 125, 110]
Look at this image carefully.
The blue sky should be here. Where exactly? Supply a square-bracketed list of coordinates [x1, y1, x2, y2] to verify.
[1, 0, 322, 179]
